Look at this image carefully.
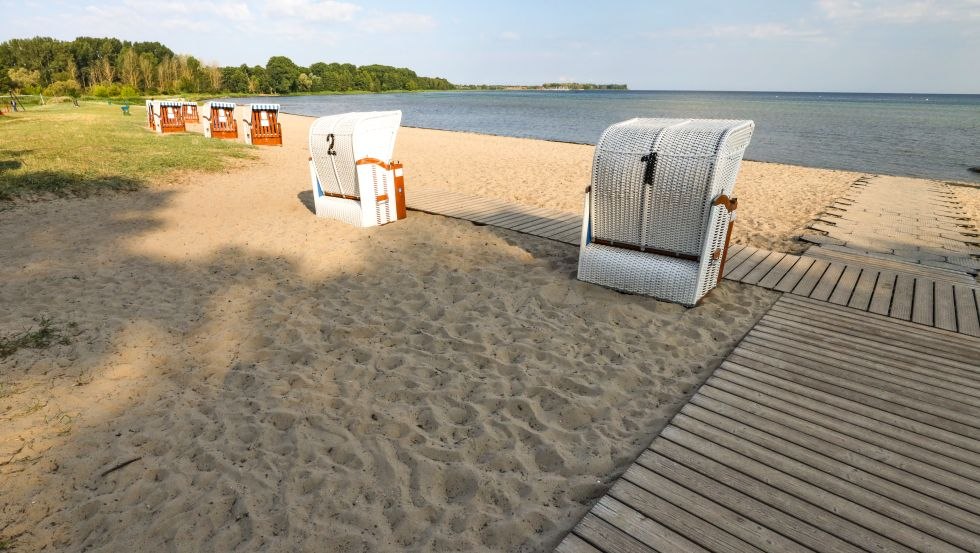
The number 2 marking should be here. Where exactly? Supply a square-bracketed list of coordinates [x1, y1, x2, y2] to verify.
[326, 133, 336, 155]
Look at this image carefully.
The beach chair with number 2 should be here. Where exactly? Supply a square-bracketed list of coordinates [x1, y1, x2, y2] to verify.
[578, 118, 754, 306]
[308, 111, 407, 227]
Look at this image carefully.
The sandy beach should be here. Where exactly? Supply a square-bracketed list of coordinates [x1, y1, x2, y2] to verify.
[0, 112, 882, 551]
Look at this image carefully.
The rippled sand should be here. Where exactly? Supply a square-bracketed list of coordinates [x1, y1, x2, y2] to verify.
[0, 114, 777, 551]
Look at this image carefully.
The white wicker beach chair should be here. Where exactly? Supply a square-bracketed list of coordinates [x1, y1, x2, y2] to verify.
[578, 118, 754, 306]
[308, 110, 407, 227]
[243, 103, 282, 146]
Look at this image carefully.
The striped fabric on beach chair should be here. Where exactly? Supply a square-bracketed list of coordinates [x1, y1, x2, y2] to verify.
[243, 104, 282, 146]
[308, 110, 407, 227]
[203, 101, 238, 139]
[578, 118, 754, 306]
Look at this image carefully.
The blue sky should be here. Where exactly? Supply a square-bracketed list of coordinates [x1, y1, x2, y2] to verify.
[2, 0, 978, 92]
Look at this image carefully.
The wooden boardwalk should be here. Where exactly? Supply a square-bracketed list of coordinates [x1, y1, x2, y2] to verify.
[556, 295, 980, 553]
[801, 175, 980, 275]
[407, 189, 980, 336]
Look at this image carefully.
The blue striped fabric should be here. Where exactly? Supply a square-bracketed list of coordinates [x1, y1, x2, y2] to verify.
[159, 100, 183, 107]
[210, 101, 237, 109]
[251, 104, 280, 111]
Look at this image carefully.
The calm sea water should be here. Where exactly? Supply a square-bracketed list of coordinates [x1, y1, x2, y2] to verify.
[222, 91, 980, 184]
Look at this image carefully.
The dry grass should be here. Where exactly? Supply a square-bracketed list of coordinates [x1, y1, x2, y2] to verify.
[0, 102, 253, 202]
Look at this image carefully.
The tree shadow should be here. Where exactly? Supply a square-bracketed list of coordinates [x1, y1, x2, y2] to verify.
[0, 187, 774, 552]
[0, 170, 143, 202]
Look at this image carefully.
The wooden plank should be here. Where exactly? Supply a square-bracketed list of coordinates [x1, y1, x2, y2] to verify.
[868, 271, 896, 315]
[696, 385, 980, 505]
[574, 513, 659, 553]
[726, 248, 772, 281]
[636, 450, 866, 553]
[661, 423, 955, 553]
[680, 402, 980, 538]
[608, 480, 764, 553]
[708, 373, 980, 483]
[649, 440, 914, 553]
[478, 206, 544, 226]
[617, 467, 810, 553]
[829, 266, 862, 305]
[912, 278, 934, 326]
[781, 295, 980, 346]
[726, 243, 747, 258]
[934, 281, 958, 332]
[955, 285, 980, 337]
[728, 349, 980, 438]
[555, 229, 582, 245]
[806, 245, 976, 284]
[524, 217, 580, 236]
[740, 251, 786, 285]
[491, 213, 549, 230]
[722, 246, 760, 278]
[791, 258, 830, 296]
[742, 333, 980, 405]
[592, 497, 710, 553]
[808, 262, 845, 301]
[847, 268, 878, 310]
[771, 296, 980, 352]
[765, 304, 980, 361]
[754, 316, 980, 379]
[556, 534, 604, 553]
[890, 274, 915, 320]
[507, 215, 558, 232]
[773, 256, 814, 293]
[715, 365, 980, 468]
[746, 328, 980, 399]
[756, 254, 800, 289]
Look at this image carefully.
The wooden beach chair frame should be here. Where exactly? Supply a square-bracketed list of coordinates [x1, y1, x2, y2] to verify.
[182, 101, 200, 123]
[308, 111, 407, 227]
[243, 104, 283, 146]
[153, 100, 186, 134]
[578, 118, 754, 306]
[146, 99, 156, 131]
[203, 101, 238, 139]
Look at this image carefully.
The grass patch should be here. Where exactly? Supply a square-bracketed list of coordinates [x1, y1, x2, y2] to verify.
[0, 317, 77, 359]
[0, 102, 253, 202]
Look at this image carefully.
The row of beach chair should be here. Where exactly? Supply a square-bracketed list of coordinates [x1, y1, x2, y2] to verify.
[308, 111, 754, 305]
[145, 100, 282, 146]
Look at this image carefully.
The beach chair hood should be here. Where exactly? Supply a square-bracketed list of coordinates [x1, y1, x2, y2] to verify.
[308, 110, 406, 227]
[580, 118, 754, 305]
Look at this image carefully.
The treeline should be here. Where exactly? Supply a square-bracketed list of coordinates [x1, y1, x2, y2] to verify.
[541, 83, 627, 90]
[0, 36, 454, 98]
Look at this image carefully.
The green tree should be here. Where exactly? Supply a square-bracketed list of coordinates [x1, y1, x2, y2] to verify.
[265, 56, 299, 93]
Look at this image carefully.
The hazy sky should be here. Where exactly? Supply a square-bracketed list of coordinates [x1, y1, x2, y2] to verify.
[2, 0, 978, 93]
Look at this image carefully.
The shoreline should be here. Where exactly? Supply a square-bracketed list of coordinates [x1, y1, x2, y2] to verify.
[274, 110, 980, 188]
